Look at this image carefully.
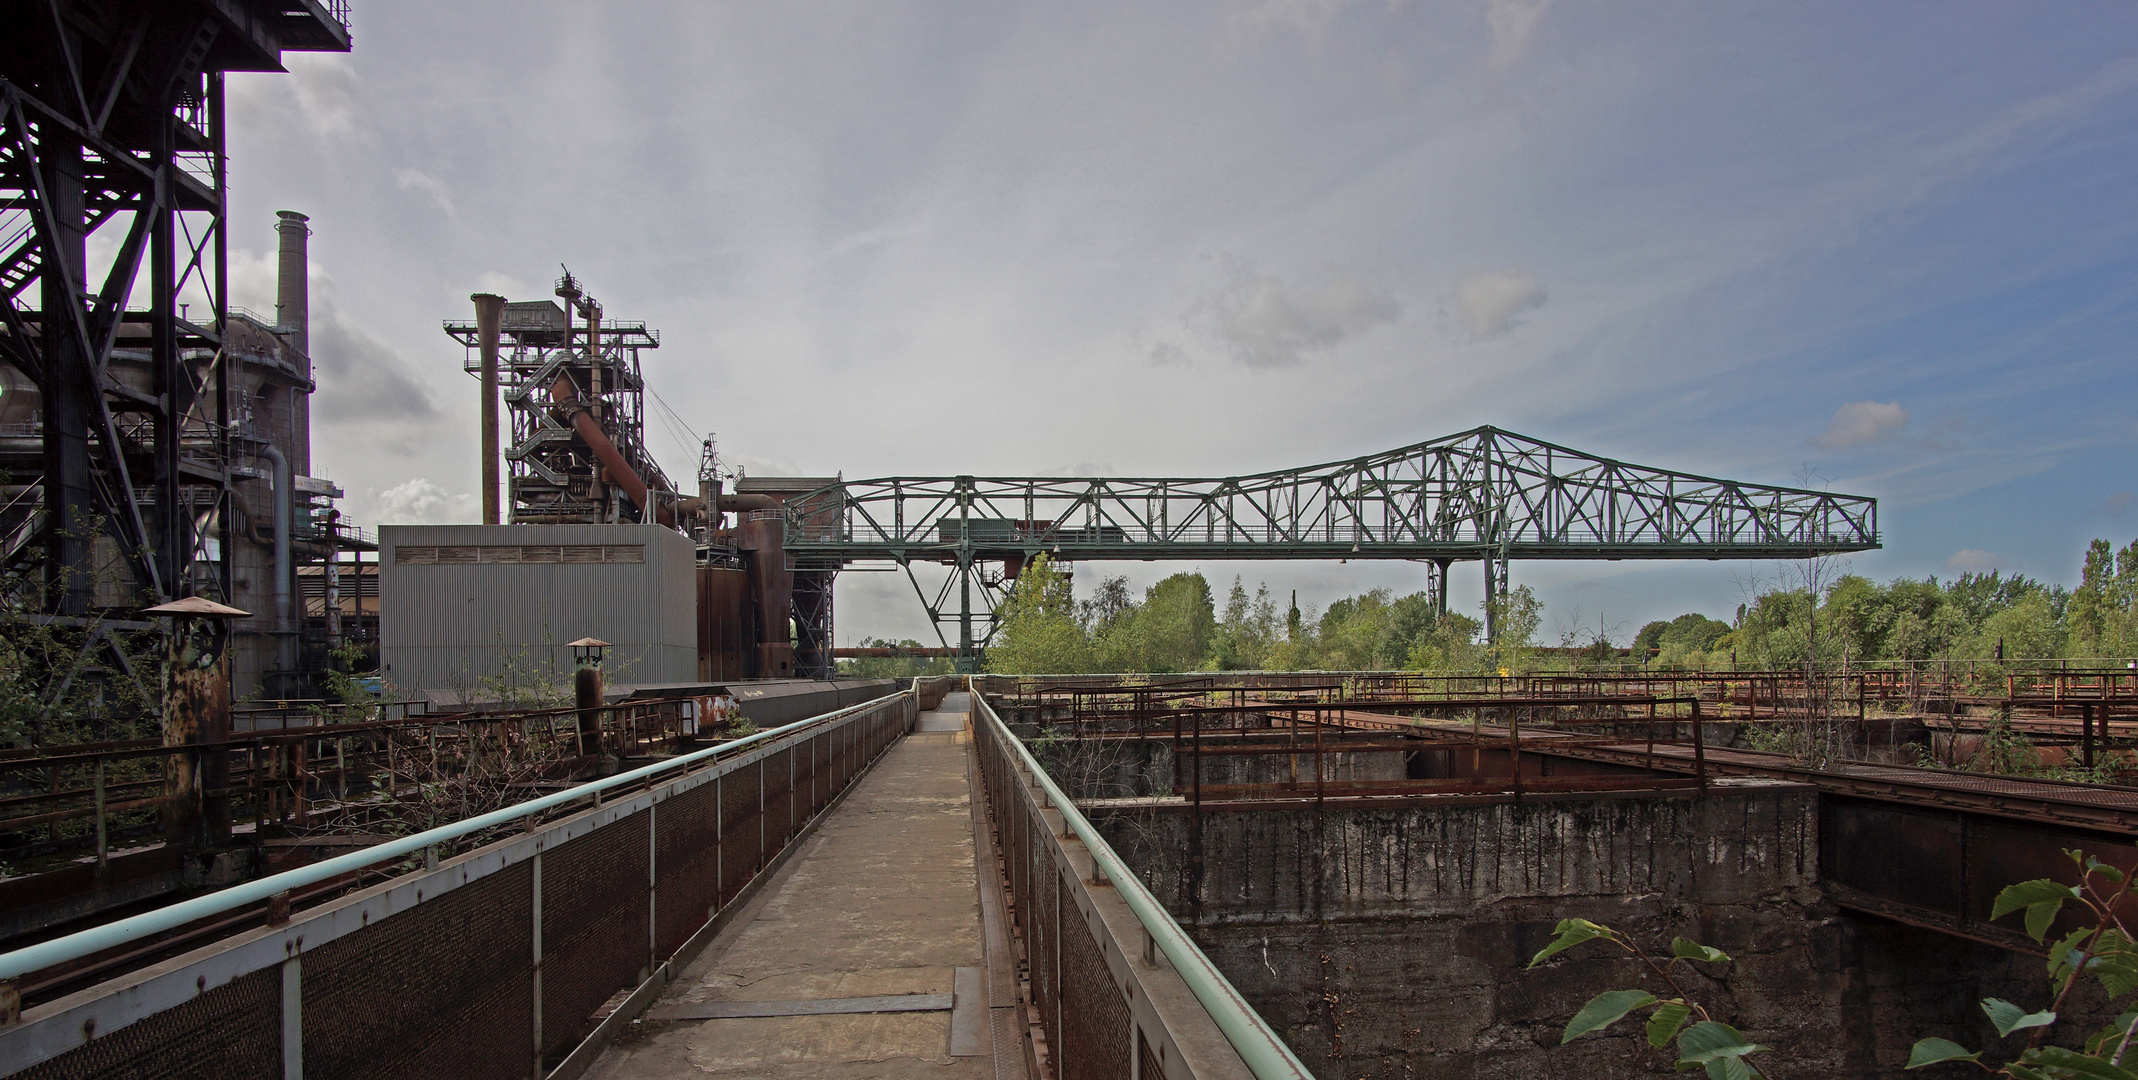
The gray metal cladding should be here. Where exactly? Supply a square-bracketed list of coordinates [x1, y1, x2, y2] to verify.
[379, 523, 697, 698]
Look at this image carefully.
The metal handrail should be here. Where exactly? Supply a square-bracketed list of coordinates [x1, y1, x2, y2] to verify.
[972, 688, 1313, 1080]
[0, 690, 910, 984]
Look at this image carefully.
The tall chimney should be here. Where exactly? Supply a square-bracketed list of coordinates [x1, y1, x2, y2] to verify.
[275, 210, 312, 475]
[472, 293, 507, 525]
[274, 211, 310, 358]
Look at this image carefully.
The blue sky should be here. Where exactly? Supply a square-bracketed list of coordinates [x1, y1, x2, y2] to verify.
[205, 1, 2138, 644]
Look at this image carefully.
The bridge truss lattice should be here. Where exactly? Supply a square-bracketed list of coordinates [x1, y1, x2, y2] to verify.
[781, 426, 1879, 668]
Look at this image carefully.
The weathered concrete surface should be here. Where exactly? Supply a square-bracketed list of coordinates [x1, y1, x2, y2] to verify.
[1036, 734, 1409, 800]
[1089, 779, 2111, 1079]
[591, 700, 1007, 1079]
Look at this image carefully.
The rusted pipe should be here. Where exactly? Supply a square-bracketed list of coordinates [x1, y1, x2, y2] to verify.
[544, 376, 674, 527]
[575, 664, 604, 759]
[717, 492, 779, 512]
[260, 444, 291, 664]
[145, 598, 247, 852]
[472, 293, 506, 525]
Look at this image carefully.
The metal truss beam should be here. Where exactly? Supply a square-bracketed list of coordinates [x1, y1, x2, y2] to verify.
[783, 427, 1880, 667]
[0, 0, 350, 617]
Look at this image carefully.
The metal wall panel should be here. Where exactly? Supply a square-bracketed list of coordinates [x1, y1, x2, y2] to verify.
[379, 524, 697, 695]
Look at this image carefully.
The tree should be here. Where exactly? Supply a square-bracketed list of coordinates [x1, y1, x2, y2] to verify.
[1110, 572, 1216, 673]
[984, 555, 1092, 674]
[1213, 577, 1280, 670]
[837, 637, 953, 678]
[1406, 611, 1485, 672]
[1485, 584, 1543, 672]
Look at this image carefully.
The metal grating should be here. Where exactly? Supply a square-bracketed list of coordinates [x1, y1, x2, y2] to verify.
[655, 780, 723, 956]
[540, 813, 651, 1057]
[810, 733, 832, 815]
[719, 762, 764, 904]
[1028, 817, 1058, 1055]
[762, 747, 794, 851]
[1059, 896, 1131, 1080]
[13, 967, 279, 1080]
[301, 860, 535, 1080]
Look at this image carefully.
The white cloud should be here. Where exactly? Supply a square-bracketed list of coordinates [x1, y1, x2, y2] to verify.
[372, 479, 476, 525]
[1943, 549, 2003, 574]
[394, 168, 457, 216]
[1187, 264, 1402, 369]
[1814, 401, 1910, 450]
[1446, 270, 1546, 340]
[1485, 0, 1553, 68]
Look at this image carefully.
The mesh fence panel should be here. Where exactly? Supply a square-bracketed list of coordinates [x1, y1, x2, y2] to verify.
[1029, 814, 1058, 1057]
[1139, 1029, 1165, 1080]
[719, 762, 764, 904]
[540, 813, 650, 1057]
[302, 859, 535, 1080]
[762, 747, 793, 851]
[655, 780, 723, 957]
[809, 733, 831, 816]
[973, 700, 1146, 1080]
[9, 699, 917, 1080]
[1059, 895, 1131, 1080]
[14, 966, 279, 1080]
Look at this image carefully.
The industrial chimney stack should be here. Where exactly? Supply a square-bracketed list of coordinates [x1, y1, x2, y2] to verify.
[274, 211, 309, 358]
[472, 293, 507, 524]
[275, 210, 312, 474]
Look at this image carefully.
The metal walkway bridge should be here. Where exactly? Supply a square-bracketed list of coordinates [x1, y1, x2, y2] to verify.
[0, 680, 1308, 1080]
[780, 426, 1879, 661]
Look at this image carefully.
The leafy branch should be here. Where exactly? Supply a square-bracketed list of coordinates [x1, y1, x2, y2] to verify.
[1527, 919, 1770, 1079]
[1907, 850, 2138, 1079]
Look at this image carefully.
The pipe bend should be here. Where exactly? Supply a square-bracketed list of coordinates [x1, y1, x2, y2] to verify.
[544, 377, 675, 527]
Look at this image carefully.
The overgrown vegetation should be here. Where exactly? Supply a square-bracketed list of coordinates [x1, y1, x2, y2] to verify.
[835, 636, 955, 678]
[982, 535, 2138, 677]
[1530, 850, 2138, 1079]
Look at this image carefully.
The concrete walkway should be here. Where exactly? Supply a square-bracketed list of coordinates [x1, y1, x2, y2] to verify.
[592, 692, 1023, 1079]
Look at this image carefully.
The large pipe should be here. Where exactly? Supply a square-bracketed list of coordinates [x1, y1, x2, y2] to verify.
[582, 299, 606, 518]
[718, 492, 779, 513]
[544, 377, 674, 527]
[261, 444, 292, 671]
[471, 293, 506, 524]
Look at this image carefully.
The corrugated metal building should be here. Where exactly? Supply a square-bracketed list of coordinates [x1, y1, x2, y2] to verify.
[379, 523, 696, 699]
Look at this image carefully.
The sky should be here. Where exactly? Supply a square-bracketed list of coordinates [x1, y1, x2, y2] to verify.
[196, 1, 2138, 646]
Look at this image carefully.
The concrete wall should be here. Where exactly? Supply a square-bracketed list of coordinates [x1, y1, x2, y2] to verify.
[1086, 783, 2114, 1079]
[379, 523, 696, 698]
[1037, 736, 1407, 799]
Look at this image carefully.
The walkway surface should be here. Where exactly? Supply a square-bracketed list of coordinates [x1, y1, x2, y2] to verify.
[592, 692, 1025, 1079]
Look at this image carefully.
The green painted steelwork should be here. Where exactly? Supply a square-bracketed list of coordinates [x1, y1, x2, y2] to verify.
[780, 426, 1879, 663]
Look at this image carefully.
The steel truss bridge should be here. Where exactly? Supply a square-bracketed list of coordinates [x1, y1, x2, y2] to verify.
[781, 426, 1879, 667]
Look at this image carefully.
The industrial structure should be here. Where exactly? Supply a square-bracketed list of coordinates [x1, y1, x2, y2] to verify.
[427, 274, 1882, 689]
[23, 11, 2138, 1080]
[0, 1, 363, 701]
[435, 283, 844, 686]
[783, 429, 1881, 666]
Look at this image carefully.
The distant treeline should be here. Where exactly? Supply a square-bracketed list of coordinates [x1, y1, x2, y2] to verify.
[955, 536, 2138, 676]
